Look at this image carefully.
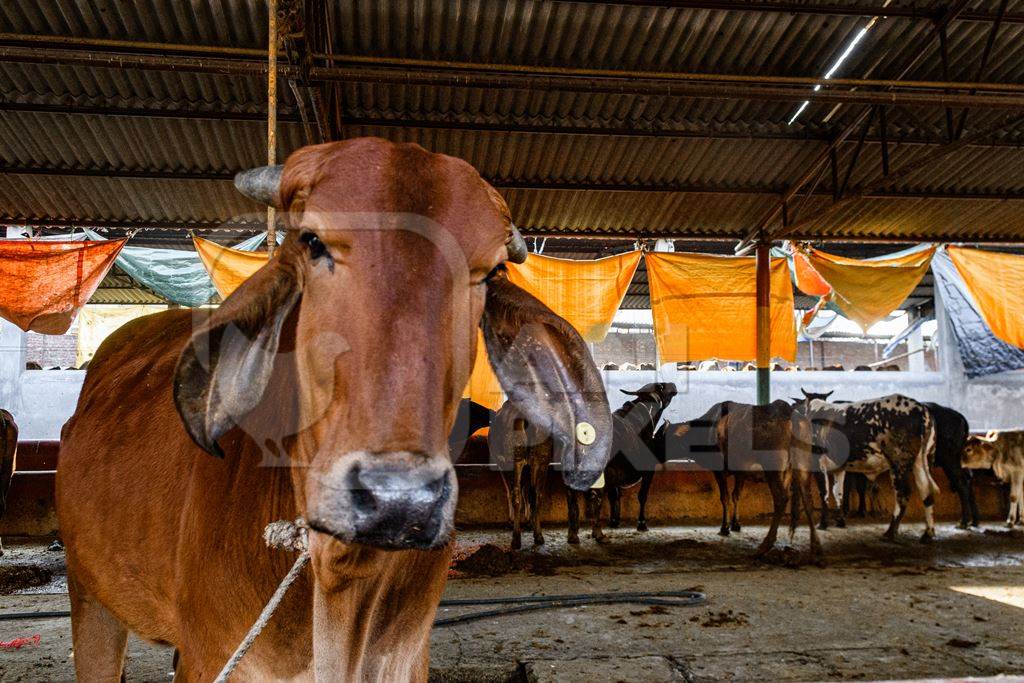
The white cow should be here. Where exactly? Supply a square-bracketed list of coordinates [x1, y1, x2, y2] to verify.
[962, 431, 1024, 527]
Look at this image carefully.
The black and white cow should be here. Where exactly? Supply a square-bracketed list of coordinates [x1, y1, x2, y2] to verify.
[802, 394, 939, 542]
[962, 430, 1024, 528]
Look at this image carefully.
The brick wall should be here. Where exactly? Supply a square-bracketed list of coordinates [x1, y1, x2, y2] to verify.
[26, 330, 79, 369]
[591, 329, 936, 371]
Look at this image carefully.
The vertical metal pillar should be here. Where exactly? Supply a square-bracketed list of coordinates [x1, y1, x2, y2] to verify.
[755, 240, 772, 405]
[266, 0, 278, 256]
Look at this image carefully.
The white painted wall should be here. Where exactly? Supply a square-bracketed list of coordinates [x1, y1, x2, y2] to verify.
[1, 288, 1023, 440]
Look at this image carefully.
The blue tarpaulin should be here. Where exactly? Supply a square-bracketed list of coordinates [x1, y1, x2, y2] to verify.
[932, 248, 1024, 379]
[84, 230, 278, 307]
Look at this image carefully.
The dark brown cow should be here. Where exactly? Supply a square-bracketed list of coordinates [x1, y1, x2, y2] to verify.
[0, 409, 17, 555]
[57, 138, 612, 681]
[657, 401, 821, 558]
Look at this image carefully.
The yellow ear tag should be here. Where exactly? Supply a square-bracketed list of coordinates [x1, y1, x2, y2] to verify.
[576, 421, 596, 446]
[591, 472, 606, 490]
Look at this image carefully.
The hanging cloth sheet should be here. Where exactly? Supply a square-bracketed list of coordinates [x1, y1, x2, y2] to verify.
[194, 237, 272, 298]
[948, 246, 1024, 350]
[84, 229, 216, 307]
[83, 230, 279, 307]
[464, 251, 642, 410]
[795, 244, 935, 331]
[645, 252, 796, 363]
[0, 239, 126, 334]
[506, 251, 642, 342]
[932, 248, 1024, 378]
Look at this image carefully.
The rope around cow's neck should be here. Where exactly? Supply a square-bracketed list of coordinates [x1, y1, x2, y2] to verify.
[214, 519, 309, 683]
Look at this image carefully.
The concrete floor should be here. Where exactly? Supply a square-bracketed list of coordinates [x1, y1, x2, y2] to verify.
[2, 522, 1024, 682]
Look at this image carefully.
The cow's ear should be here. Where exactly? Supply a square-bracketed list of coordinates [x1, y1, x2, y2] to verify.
[481, 269, 612, 490]
[173, 256, 301, 457]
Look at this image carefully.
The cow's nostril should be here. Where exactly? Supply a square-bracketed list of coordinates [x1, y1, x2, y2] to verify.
[346, 463, 378, 516]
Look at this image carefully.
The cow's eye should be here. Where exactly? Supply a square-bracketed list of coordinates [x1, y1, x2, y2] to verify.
[483, 264, 504, 282]
[299, 231, 335, 273]
[300, 231, 327, 259]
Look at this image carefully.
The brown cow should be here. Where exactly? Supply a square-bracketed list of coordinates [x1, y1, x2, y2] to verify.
[0, 409, 17, 555]
[56, 138, 612, 681]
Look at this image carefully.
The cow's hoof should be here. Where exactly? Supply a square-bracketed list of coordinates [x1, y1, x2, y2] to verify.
[835, 518, 847, 529]
[920, 532, 935, 544]
[730, 522, 742, 532]
[594, 534, 611, 545]
[567, 535, 580, 545]
[956, 522, 969, 531]
[511, 538, 522, 551]
[817, 521, 829, 531]
[718, 527, 730, 537]
[609, 519, 621, 529]
[533, 535, 545, 546]
[636, 521, 649, 532]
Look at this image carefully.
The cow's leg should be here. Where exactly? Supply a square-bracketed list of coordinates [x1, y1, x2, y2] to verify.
[589, 489, 609, 543]
[965, 469, 981, 527]
[831, 471, 847, 528]
[68, 576, 128, 682]
[854, 475, 868, 517]
[567, 489, 581, 545]
[756, 471, 789, 557]
[912, 458, 938, 541]
[1007, 470, 1023, 527]
[607, 486, 622, 529]
[510, 459, 525, 550]
[714, 471, 731, 536]
[795, 470, 824, 561]
[883, 469, 912, 542]
[529, 456, 548, 545]
[815, 472, 830, 530]
[729, 472, 746, 532]
[636, 473, 654, 532]
[943, 463, 973, 529]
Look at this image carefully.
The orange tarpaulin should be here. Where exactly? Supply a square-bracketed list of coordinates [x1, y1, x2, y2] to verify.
[949, 246, 1024, 349]
[799, 245, 935, 331]
[464, 330, 505, 411]
[792, 249, 832, 297]
[645, 251, 796, 363]
[0, 239, 127, 334]
[193, 237, 271, 298]
[506, 251, 642, 342]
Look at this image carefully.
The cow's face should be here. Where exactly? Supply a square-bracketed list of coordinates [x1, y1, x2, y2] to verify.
[173, 138, 612, 552]
[962, 434, 997, 470]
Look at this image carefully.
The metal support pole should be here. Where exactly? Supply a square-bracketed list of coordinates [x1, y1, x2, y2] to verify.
[755, 240, 771, 406]
[266, 0, 278, 256]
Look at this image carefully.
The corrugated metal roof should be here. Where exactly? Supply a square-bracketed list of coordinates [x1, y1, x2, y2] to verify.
[0, 0, 1022, 307]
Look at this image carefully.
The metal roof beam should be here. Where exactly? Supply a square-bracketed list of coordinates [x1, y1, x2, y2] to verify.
[561, 1, 1024, 24]
[4, 41, 1024, 108]
[4, 164, 1024, 202]
[8, 216, 1024, 245]
[5, 103, 1024, 149]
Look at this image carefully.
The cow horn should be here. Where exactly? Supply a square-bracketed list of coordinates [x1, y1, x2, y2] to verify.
[506, 224, 528, 264]
[234, 165, 284, 208]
